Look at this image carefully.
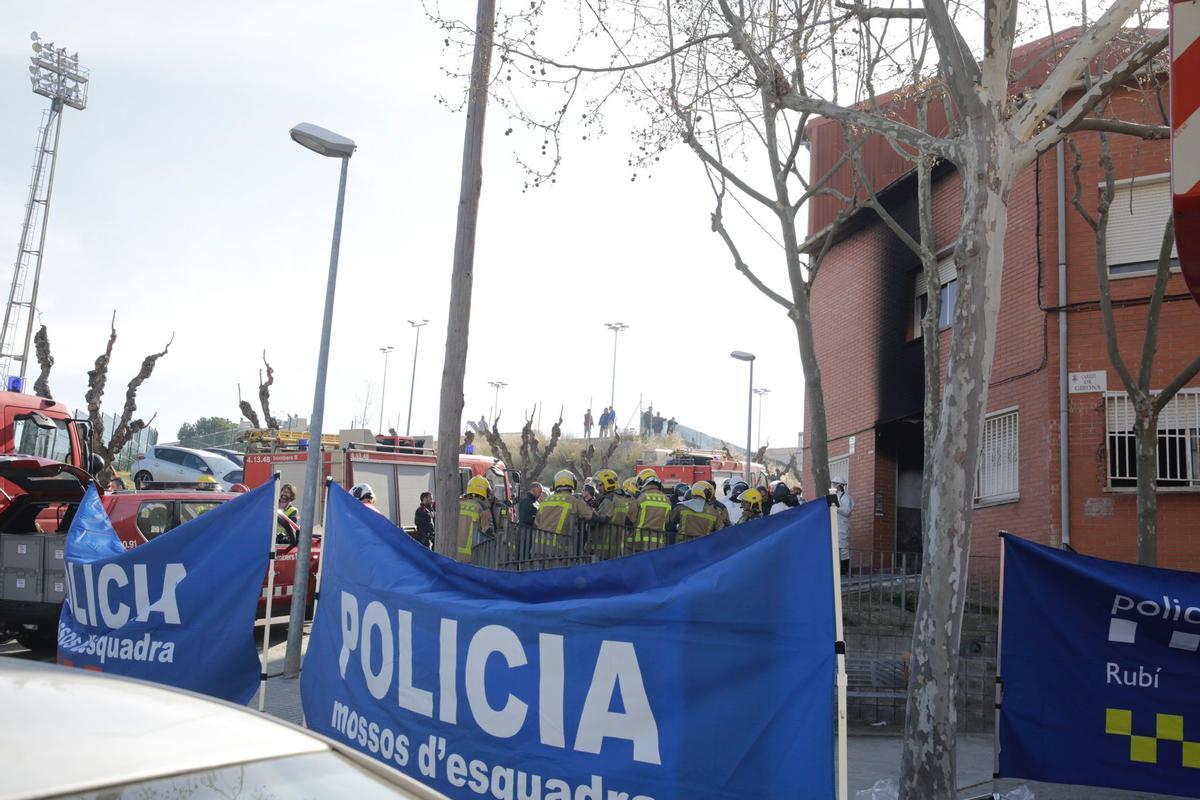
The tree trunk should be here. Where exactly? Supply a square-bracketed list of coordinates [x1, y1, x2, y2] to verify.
[900, 122, 1014, 800]
[434, 0, 496, 558]
[1135, 411, 1158, 566]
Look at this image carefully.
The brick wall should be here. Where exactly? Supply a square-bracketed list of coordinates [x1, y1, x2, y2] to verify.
[805, 82, 1199, 570]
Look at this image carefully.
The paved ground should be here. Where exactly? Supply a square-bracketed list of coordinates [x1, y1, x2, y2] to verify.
[0, 631, 1179, 799]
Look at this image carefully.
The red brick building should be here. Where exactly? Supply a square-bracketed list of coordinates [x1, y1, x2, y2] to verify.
[804, 31, 1200, 570]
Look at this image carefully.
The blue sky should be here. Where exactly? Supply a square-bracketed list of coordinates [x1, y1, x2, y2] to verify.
[0, 1, 807, 450]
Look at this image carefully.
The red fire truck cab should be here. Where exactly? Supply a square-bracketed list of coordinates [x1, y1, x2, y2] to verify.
[636, 448, 767, 492]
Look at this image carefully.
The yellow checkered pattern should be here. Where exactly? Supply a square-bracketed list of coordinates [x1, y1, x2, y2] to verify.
[1106, 709, 1200, 768]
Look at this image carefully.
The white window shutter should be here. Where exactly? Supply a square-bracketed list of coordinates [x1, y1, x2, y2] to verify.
[1105, 180, 1177, 267]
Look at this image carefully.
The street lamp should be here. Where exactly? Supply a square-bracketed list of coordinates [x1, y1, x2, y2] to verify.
[378, 346, 394, 433]
[730, 351, 756, 484]
[488, 380, 508, 423]
[604, 322, 629, 409]
[283, 122, 355, 680]
[753, 388, 771, 450]
[404, 319, 429, 436]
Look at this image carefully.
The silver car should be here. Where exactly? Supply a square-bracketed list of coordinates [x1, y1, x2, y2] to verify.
[0, 660, 447, 800]
[131, 445, 243, 490]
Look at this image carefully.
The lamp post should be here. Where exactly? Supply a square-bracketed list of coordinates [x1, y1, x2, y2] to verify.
[378, 346, 394, 433]
[488, 380, 507, 422]
[283, 122, 355, 679]
[604, 322, 629, 409]
[753, 388, 771, 450]
[404, 319, 429, 435]
[731, 351, 756, 484]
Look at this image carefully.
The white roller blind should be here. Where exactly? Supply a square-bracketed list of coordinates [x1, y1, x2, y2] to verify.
[913, 257, 957, 296]
[1105, 179, 1177, 267]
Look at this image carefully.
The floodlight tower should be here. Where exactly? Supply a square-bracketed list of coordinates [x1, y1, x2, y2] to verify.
[0, 33, 89, 386]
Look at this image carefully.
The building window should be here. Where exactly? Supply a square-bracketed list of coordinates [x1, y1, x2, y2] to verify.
[1106, 390, 1200, 489]
[975, 409, 1019, 504]
[829, 456, 849, 485]
[913, 258, 957, 335]
[1103, 176, 1179, 277]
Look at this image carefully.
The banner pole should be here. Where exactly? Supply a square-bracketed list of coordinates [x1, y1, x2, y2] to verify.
[828, 491, 848, 800]
[311, 476, 333, 621]
[992, 531, 1008, 799]
[258, 472, 281, 713]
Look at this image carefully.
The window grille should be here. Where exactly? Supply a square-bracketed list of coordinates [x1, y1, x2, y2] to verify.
[975, 409, 1019, 503]
[829, 456, 849, 485]
[1106, 390, 1200, 488]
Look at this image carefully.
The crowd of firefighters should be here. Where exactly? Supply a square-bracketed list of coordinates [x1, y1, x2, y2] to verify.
[454, 466, 807, 563]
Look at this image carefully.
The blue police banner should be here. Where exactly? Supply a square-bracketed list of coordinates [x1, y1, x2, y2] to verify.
[999, 534, 1200, 798]
[303, 485, 838, 800]
[57, 483, 272, 704]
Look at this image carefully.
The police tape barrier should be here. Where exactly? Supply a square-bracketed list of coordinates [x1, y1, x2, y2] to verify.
[57, 483, 273, 705]
[998, 534, 1200, 798]
[302, 484, 843, 800]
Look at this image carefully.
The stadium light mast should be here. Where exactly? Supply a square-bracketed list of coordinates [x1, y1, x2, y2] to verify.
[1, 33, 90, 387]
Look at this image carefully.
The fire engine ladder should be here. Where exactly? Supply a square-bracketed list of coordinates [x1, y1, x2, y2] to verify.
[243, 429, 342, 449]
[0, 106, 63, 384]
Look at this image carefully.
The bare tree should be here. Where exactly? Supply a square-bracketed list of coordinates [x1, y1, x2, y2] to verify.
[433, 0, 499, 558]
[258, 351, 280, 430]
[433, 0, 1168, 793]
[85, 316, 172, 484]
[1071, 136, 1200, 566]
[32, 325, 53, 400]
[600, 431, 622, 469]
[237, 383, 261, 429]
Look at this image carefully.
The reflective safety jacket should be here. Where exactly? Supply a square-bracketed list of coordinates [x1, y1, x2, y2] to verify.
[628, 487, 671, 546]
[457, 495, 494, 562]
[668, 497, 725, 541]
[535, 489, 594, 535]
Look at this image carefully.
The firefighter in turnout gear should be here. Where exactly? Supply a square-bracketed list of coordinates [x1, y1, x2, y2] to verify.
[738, 487, 765, 523]
[456, 475, 495, 563]
[668, 480, 727, 542]
[589, 468, 624, 556]
[592, 469, 620, 523]
[535, 470, 594, 537]
[627, 468, 671, 551]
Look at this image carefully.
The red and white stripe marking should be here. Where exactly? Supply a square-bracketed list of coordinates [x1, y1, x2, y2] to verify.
[1172, 0, 1200, 197]
[1171, 0, 1200, 306]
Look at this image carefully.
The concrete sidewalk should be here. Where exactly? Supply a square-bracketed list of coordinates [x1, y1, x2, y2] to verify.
[847, 735, 1177, 799]
[250, 626, 1173, 800]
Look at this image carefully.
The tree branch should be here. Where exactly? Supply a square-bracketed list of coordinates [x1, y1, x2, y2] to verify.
[1067, 117, 1169, 139]
[711, 195, 794, 310]
[1013, 0, 1150, 142]
[836, 1, 927, 19]
[504, 32, 730, 74]
[777, 94, 958, 160]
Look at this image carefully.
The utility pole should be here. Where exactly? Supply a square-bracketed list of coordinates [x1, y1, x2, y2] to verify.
[404, 319, 428, 435]
[488, 380, 507, 422]
[378, 346, 394, 433]
[2, 33, 89, 386]
[604, 322, 629, 409]
[434, 0, 497, 558]
[753, 388, 771, 450]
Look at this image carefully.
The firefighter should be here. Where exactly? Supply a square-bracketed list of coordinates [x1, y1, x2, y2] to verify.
[738, 487, 765, 523]
[277, 483, 299, 544]
[628, 468, 671, 552]
[668, 480, 726, 543]
[589, 468, 622, 556]
[535, 469, 594, 538]
[456, 475, 494, 563]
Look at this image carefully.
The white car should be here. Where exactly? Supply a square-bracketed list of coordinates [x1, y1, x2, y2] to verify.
[0, 660, 447, 800]
[131, 445, 243, 490]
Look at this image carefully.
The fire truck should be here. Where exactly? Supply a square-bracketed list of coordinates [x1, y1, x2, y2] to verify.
[242, 430, 520, 533]
[636, 447, 766, 492]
